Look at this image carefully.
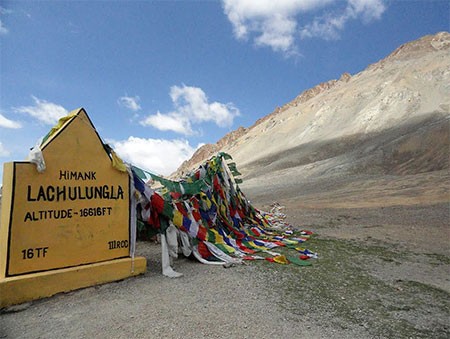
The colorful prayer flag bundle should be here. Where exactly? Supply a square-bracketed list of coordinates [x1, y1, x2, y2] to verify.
[132, 153, 317, 267]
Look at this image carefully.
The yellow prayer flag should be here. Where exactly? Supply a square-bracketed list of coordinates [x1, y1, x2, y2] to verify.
[273, 255, 289, 264]
[173, 210, 184, 228]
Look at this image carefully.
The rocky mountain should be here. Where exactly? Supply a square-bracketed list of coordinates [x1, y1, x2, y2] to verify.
[173, 32, 449, 207]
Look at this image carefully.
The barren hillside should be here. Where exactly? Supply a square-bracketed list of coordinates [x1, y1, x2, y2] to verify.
[174, 32, 449, 197]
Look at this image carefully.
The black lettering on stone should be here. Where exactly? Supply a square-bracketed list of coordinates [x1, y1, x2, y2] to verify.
[46, 186, 55, 201]
[27, 186, 36, 201]
[37, 186, 47, 201]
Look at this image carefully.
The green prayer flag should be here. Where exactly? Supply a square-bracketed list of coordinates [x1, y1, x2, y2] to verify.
[287, 256, 313, 266]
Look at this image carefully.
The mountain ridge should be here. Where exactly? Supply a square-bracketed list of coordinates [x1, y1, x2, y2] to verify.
[173, 32, 450, 189]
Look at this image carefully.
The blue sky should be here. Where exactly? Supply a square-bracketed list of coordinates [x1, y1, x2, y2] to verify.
[0, 0, 448, 178]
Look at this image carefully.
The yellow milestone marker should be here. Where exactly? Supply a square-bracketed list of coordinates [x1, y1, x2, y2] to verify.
[0, 108, 146, 307]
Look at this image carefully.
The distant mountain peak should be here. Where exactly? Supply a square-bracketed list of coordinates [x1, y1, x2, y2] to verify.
[368, 32, 450, 71]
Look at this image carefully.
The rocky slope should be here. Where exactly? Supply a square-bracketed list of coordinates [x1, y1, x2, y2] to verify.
[173, 32, 450, 204]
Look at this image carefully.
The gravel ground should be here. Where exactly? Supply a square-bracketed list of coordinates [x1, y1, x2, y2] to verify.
[1, 173, 449, 338]
[0, 241, 369, 339]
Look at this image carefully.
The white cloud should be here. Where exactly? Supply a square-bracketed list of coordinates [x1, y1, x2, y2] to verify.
[222, 0, 333, 55]
[108, 136, 198, 176]
[0, 6, 12, 35]
[0, 142, 10, 157]
[254, 13, 297, 53]
[140, 85, 240, 135]
[300, 0, 386, 40]
[141, 111, 193, 135]
[300, 12, 346, 40]
[15, 96, 68, 125]
[0, 113, 22, 128]
[348, 0, 386, 22]
[222, 0, 386, 55]
[0, 7, 12, 14]
[0, 19, 8, 35]
[118, 95, 141, 111]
